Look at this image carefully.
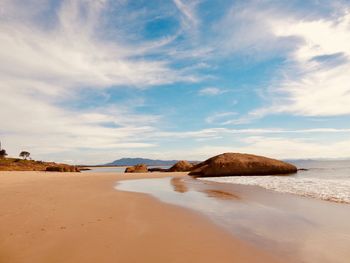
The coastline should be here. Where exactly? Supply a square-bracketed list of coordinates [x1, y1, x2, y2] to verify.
[0, 171, 281, 263]
[117, 175, 350, 263]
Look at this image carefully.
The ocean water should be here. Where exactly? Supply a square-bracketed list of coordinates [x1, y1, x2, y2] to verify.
[199, 160, 350, 203]
[83, 166, 127, 173]
[82, 165, 171, 173]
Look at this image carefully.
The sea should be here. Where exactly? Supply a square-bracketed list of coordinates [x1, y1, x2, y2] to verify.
[83, 165, 171, 173]
[200, 160, 350, 204]
[87, 160, 350, 204]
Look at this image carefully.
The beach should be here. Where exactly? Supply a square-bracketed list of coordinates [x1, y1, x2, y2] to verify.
[2, 1, 350, 262]
[0, 171, 281, 263]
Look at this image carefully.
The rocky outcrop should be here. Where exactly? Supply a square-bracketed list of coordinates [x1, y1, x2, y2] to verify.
[0, 158, 80, 172]
[189, 153, 297, 177]
[168, 160, 194, 172]
[124, 164, 148, 173]
[46, 165, 80, 172]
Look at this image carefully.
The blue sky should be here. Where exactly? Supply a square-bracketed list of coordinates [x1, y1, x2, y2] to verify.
[1, 0, 350, 164]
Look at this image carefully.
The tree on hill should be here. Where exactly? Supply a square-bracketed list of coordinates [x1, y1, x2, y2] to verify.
[0, 149, 7, 158]
[19, 151, 30, 160]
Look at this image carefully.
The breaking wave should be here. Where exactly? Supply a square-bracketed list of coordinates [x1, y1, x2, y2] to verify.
[200, 175, 350, 204]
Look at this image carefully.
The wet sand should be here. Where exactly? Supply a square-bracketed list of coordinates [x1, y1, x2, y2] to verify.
[0, 171, 281, 263]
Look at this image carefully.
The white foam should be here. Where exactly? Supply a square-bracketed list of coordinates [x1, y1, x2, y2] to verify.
[199, 176, 350, 204]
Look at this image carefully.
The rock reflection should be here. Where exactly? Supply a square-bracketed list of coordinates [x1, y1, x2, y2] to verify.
[170, 177, 188, 193]
[170, 177, 241, 200]
[202, 189, 241, 200]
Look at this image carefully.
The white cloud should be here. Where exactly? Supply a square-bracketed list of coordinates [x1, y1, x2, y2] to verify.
[155, 127, 350, 141]
[168, 136, 350, 161]
[0, 0, 197, 90]
[2, 0, 350, 163]
[0, 0, 196, 92]
[233, 136, 350, 160]
[0, 86, 158, 161]
[212, 4, 296, 60]
[133, 135, 350, 161]
[214, 3, 350, 119]
[205, 112, 238, 124]
[227, 8, 350, 119]
[198, 87, 227, 96]
[265, 12, 350, 116]
[173, 0, 200, 30]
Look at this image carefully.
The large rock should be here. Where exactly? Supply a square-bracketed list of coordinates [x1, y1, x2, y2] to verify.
[189, 153, 297, 177]
[125, 164, 148, 173]
[168, 160, 194, 172]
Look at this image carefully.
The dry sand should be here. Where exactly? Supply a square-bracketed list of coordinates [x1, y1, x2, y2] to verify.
[0, 171, 281, 263]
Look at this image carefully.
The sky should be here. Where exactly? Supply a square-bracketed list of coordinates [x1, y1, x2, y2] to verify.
[1, 0, 350, 164]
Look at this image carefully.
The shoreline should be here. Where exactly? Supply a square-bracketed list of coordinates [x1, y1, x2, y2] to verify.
[199, 174, 350, 204]
[0, 171, 281, 263]
[117, 175, 350, 263]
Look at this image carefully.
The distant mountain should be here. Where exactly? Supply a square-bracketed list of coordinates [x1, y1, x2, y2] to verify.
[105, 158, 180, 166]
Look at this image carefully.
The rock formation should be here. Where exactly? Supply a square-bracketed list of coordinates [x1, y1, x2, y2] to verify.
[124, 164, 148, 173]
[189, 153, 297, 177]
[46, 165, 80, 172]
[168, 160, 194, 172]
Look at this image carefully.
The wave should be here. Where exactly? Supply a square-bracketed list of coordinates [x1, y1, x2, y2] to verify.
[199, 176, 350, 204]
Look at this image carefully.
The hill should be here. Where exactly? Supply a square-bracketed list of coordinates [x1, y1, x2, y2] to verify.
[0, 158, 79, 172]
[105, 158, 180, 166]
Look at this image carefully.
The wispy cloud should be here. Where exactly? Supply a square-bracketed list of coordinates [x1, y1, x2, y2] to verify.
[216, 4, 350, 121]
[173, 0, 200, 30]
[266, 12, 350, 117]
[0, 2, 188, 89]
[0, 0, 196, 163]
[137, 135, 350, 161]
[155, 127, 350, 140]
[205, 112, 238, 124]
[211, 3, 296, 60]
[2, 0, 350, 163]
[198, 87, 227, 96]
[188, 136, 350, 160]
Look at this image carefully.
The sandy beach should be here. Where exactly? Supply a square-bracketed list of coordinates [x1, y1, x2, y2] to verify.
[2, 0, 350, 262]
[0, 171, 281, 263]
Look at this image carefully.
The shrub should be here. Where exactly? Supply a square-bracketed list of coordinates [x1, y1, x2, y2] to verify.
[0, 149, 7, 158]
[19, 151, 30, 160]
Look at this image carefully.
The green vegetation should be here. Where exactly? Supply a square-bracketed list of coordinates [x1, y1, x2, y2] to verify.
[0, 149, 7, 158]
[19, 151, 30, 160]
